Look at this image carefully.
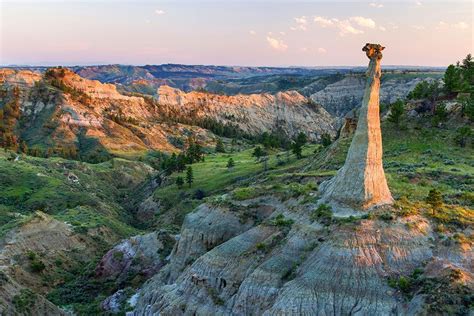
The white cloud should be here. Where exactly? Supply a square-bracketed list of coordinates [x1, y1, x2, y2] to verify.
[415, 1, 423, 6]
[437, 21, 469, 30]
[279, 31, 286, 36]
[266, 36, 288, 52]
[291, 16, 308, 31]
[453, 21, 468, 30]
[314, 16, 335, 28]
[313, 15, 381, 36]
[350, 16, 376, 28]
[290, 25, 307, 31]
[412, 25, 425, 30]
[337, 20, 364, 36]
[155, 9, 165, 15]
[249, 30, 257, 35]
[294, 16, 308, 25]
[317, 47, 327, 54]
[369, 2, 384, 8]
[379, 26, 386, 31]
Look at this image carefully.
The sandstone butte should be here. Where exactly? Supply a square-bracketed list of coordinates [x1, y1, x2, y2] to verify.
[320, 43, 394, 211]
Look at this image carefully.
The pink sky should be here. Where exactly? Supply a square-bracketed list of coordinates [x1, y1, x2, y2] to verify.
[0, 0, 472, 66]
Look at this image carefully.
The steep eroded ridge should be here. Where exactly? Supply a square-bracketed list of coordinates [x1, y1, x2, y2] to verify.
[0, 68, 336, 157]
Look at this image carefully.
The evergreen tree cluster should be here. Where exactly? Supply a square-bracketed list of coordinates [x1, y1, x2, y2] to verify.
[407, 81, 440, 100]
[291, 132, 308, 159]
[387, 99, 405, 127]
[321, 133, 332, 147]
[255, 131, 292, 149]
[107, 108, 139, 126]
[408, 54, 473, 100]
[443, 54, 473, 94]
[215, 138, 225, 153]
[159, 139, 204, 175]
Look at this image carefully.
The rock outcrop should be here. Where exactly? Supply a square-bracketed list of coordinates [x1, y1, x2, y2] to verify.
[310, 75, 439, 117]
[320, 44, 393, 211]
[157, 85, 336, 140]
[95, 231, 175, 282]
[130, 193, 471, 315]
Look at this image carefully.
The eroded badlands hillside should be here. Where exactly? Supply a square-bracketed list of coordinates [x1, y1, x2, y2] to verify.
[0, 68, 336, 158]
[0, 61, 472, 315]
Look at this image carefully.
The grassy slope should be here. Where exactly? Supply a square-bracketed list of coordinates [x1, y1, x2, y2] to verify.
[0, 152, 154, 239]
[152, 119, 473, 232]
[152, 145, 321, 230]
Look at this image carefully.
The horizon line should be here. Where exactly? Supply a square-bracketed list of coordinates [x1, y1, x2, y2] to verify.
[0, 63, 447, 69]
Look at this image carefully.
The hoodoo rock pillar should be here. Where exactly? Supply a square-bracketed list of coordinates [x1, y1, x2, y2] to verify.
[320, 43, 393, 210]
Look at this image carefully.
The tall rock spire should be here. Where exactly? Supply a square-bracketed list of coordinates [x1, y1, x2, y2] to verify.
[320, 43, 393, 210]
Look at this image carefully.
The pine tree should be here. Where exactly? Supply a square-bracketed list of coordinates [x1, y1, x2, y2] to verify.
[321, 133, 332, 147]
[186, 142, 203, 163]
[176, 153, 187, 172]
[227, 157, 235, 169]
[215, 138, 225, 153]
[444, 64, 463, 94]
[295, 132, 307, 147]
[175, 176, 184, 189]
[292, 141, 303, 159]
[46, 148, 54, 158]
[461, 54, 474, 92]
[252, 146, 264, 158]
[387, 100, 405, 126]
[230, 139, 237, 153]
[454, 126, 472, 147]
[426, 189, 443, 214]
[186, 166, 194, 187]
[19, 141, 28, 154]
[433, 103, 448, 125]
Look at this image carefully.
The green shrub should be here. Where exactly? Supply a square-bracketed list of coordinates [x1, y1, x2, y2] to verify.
[388, 275, 412, 294]
[26, 251, 45, 273]
[310, 204, 333, 225]
[380, 212, 395, 221]
[233, 187, 259, 201]
[26, 251, 36, 261]
[30, 259, 46, 273]
[397, 276, 412, 292]
[271, 214, 294, 228]
[0, 270, 8, 285]
[13, 289, 36, 313]
[255, 242, 267, 252]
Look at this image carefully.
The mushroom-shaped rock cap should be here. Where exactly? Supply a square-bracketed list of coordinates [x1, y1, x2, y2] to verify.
[362, 43, 385, 60]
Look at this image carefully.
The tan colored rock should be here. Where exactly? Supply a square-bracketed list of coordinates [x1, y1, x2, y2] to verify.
[320, 43, 393, 211]
[157, 85, 336, 140]
[0, 69, 42, 87]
